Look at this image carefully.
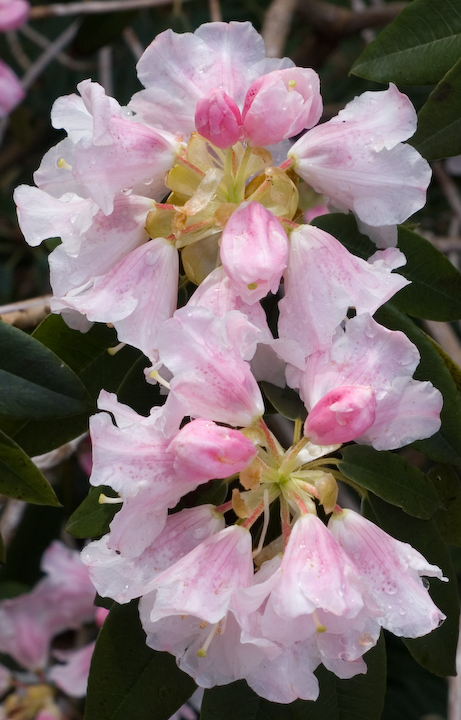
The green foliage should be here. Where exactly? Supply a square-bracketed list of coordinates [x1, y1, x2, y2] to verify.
[260, 381, 307, 421]
[84, 600, 197, 720]
[339, 445, 438, 519]
[0, 429, 60, 506]
[65, 486, 120, 538]
[0, 321, 90, 420]
[428, 464, 461, 546]
[351, 0, 461, 86]
[411, 57, 461, 160]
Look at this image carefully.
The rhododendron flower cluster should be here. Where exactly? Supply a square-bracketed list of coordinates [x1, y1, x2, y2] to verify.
[15, 20, 446, 705]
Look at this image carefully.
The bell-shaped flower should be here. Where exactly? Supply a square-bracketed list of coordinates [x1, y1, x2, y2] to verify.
[82, 505, 225, 604]
[158, 306, 265, 426]
[0, 0, 29, 31]
[242, 68, 322, 147]
[144, 525, 254, 625]
[220, 202, 289, 304]
[304, 386, 377, 445]
[0, 542, 96, 671]
[0, 60, 24, 117]
[289, 83, 431, 227]
[294, 313, 443, 450]
[277, 224, 409, 363]
[195, 88, 242, 149]
[131, 21, 293, 139]
[52, 237, 178, 362]
[329, 510, 446, 637]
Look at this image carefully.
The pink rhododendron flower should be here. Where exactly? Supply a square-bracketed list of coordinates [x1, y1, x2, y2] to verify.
[277, 225, 410, 362]
[289, 83, 431, 228]
[291, 313, 443, 449]
[49, 642, 95, 698]
[329, 510, 446, 637]
[158, 307, 265, 426]
[0, 60, 24, 117]
[220, 201, 289, 304]
[83, 505, 225, 603]
[0, 0, 29, 31]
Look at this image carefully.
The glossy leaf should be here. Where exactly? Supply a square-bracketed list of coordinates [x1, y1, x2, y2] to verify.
[260, 382, 306, 421]
[0, 321, 90, 419]
[375, 304, 461, 468]
[339, 445, 438, 519]
[65, 486, 120, 539]
[312, 215, 461, 321]
[351, 0, 461, 85]
[364, 494, 459, 677]
[200, 636, 386, 720]
[411, 57, 461, 160]
[0, 429, 60, 506]
[33, 314, 118, 374]
[84, 600, 196, 720]
[428, 464, 461, 546]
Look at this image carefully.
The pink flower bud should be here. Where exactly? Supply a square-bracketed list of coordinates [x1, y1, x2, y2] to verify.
[304, 386, 376, 445]
[0, 0, 29, 30]
[242, 68, 322, 147]
[220, 201, 289, 304]
[168, 418, 257, 483]
[0, 60, 24, 117]
[195, 88, 242, 149]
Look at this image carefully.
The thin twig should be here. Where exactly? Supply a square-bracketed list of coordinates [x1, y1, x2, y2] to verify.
[98, 45, 113, 96]
[296, 0, 407, 37]
[208, 0, 221, 22]
[5, 30, 31, 71]
[21, 20, 81, 91]
[432, 161, 461, 226]
[261, 0, 298, 58]
[0, 295, 51, 329]
[19, 24, 94, 71]
[423, 320, 461, 369]
[123, 26, 144, 60]
[30, 0, 191, 19]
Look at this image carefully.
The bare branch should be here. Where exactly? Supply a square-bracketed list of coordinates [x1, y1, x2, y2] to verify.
[30, 0, 191, 19]
[21, 20, 81, 90]
[262, 0, 298, 58]
[19, 24, 94, 70]
[432, 161, 461, 226]
[296, 0, 407, 37]
[209, 0, 222, 23]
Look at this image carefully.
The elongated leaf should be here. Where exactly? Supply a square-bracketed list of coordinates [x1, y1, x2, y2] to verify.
[428, 464, 461, 545]
[312, 215, 461, 321]
[365, 494, 459, 676]
[339, 445, 438, 519]
[375, 305, 461, 467]
[351, 0, 461, 85]
[33, 314, 118, 374]
[0, 429, 60, 506]
[260, 382, 306, 421]
[0, 321, 90, 419]
[201, 637, 386, 720]
[84, 600, 196, 720]
[65, 486, 120, 539]
[411, 57, 461, 160]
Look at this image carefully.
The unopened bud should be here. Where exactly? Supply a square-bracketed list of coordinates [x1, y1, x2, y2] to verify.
[305, 385, 376, 445]
[195, 88, 242, 149]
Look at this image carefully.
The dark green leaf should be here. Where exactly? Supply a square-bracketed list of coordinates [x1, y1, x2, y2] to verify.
[84, 600, 196, 720]
[33, 314, 118, 374]
[428, 464, 461, 545]
[260, 382, 306, 421]
[65, 486, 120, 539]
[117, 354, 164, 416]
[339, 445, 438, 519]
[201, 638, 386, 720]
[365, 494, 459, 676]
[0, 534, 6, 564]
[0, 429, 60, 506]
[351, 0, 461, 85]
[201, 682, 262, 720]
[411, 57, 461, 160]
[0, 321, 90, 419]
[312, 215, 461, 321]
[375, 305, 461, 467]
[426, 334, 461, 393]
